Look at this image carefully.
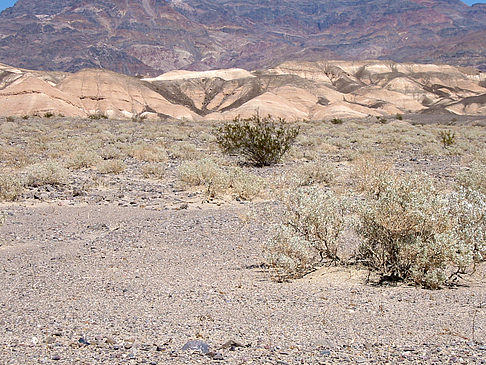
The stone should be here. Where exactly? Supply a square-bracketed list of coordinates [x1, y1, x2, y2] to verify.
[181, 340, 210, 354]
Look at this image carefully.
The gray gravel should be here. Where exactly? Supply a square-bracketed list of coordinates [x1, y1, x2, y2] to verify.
[0, 203, 485, 364]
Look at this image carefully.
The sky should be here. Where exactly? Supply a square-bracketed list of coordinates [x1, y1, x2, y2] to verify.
[0, 0, 486, 12]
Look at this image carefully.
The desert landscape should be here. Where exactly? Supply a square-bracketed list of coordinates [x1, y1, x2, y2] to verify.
[1, 0, 486, 364]
[0, 111, 485, 363]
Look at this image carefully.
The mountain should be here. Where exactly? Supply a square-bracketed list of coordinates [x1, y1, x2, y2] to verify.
[0, 0, 485, 75]
[1, 60, 486, 120]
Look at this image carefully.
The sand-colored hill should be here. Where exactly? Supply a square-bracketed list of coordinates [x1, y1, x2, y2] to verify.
[1, 60, 486, 120]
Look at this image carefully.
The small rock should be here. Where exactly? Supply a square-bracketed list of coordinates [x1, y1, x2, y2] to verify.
[210, 352, 224, 361]
[45, 336, 56, 345]
[124, 343, 133, 349]
[78, 337, 90, 345]
[51, 355, 61, 361]
[182, 340, 210, 354]
[479, 345, 486, 351]
[319, 350, 331, 356]
[105, 337, 116, 345]
[221, 340, 245, 350]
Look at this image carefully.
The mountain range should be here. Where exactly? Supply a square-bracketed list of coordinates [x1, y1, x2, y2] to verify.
[0, 0, 486, 75]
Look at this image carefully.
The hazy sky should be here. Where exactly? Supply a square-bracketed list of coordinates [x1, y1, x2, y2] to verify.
[0, 0, 486, 13]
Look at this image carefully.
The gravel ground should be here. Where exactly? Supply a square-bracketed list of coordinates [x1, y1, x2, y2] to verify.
[1, 202, 485, 364]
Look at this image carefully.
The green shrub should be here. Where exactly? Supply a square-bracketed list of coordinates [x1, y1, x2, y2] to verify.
[439, 130, 455, 148]
[88, 113, 108, 120]
[395, 113, 403, 120]
[44, 112, 54, 118]
[264, 187, 346, 280]
[214, 114, 299, 167]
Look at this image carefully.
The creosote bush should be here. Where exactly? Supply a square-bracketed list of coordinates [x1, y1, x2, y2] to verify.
[214, 114, 299, 167]
[264, 187, 346, 280]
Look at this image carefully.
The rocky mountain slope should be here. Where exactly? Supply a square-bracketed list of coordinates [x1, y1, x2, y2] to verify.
[0, 0, 486, 75]
[1, 60, 485, 120]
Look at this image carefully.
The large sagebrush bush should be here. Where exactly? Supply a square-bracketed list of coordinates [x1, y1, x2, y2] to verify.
[214, 114, 299, 167]
[264, 187, 346, 280]
[355, 173, 478, 289]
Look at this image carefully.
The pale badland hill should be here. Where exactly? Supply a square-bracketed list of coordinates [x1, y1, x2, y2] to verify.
[1, 60, 485, 120]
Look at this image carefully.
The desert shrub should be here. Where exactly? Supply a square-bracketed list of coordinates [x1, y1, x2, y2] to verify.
[142, 163, 166, 179]
[330, 118, 344, 125]
[291, 161, 336, 187]
[169, 142, 200, 160]
[178, 158, 229, 198]
[0, 173, 24, 201]
[24, 160, 68, 187]
[97, 159, 126, 174]
[448, 187, 486, 263]
[88, 113, 108, 120]
[355, 173, 474, 289]
[457, 161, 486, 194]
[376, 116, 388, 124]
[395, 113, 403, 120]
[228, 167, 265, 201]
[439, 130, 455, 148]
[66, 149, 101, 169]
[264, 187, 346, 280]
[352, 155, 393, 196]
[214, 114, 299, 167]
[44, 112, 54, 118]
[128, 144, 168, 162]
[99, 145, 124, 160]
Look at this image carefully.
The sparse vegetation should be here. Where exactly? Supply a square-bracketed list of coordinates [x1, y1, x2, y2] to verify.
[97, 159, 126, 174]
[265, 187, 346, 280]
[24, 160, 68, 187]
[0, 174, 24, 201]
[439, 129, 456, 148]
[330, 118, 344, 125]
[214, 114, 300, 167]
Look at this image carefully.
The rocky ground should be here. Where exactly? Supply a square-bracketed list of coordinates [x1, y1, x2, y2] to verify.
[1, 115, 486, 364]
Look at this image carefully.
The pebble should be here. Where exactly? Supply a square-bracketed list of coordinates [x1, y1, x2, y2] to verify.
[182, 340, 210, 354]
[51, 355, 61, 361]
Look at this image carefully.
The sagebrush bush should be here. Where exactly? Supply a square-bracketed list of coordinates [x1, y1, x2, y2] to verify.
[66, 149, 101, 169]
[439, 130, 455, 148]
[457, 160, 486, 194]
[178, 159, 264, 200]
[142, 163, 166, 179]
[178, 158, 230, 198]
[24, 160, 68, 187]
[97, 159, 126, 174]
[228, 167, 265, 201]
[0, 174, 24, 201]
[264, 187, 346, 280]
[355, 173, 475, 289]
[214, 114, 299, 167]
[352, 155, 393, 196]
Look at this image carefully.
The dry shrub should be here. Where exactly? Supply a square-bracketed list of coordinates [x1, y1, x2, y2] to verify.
[286, 161, 336, 187]
[457, 160, 486, 194]
[264, 187, 346, 280]
[169, 142, 201, 160]
[99, 145, 125, 160]
[0, 173, 24, 201]
[97, 159, 126, 174]
[128, 144, 168, 162]
[66, 149, 101, 169]
[142, 163, 166, 179]
[228, 167, 265, 201]
[178, 158, 229, 198]
[352, 155, 393, 195]
[355, 173, 477, 289]
[24, 160, 68, 187]
[178, 159, 264, 200]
